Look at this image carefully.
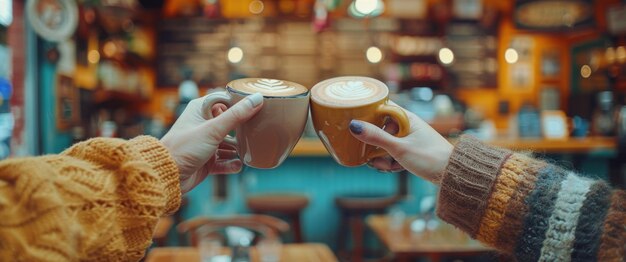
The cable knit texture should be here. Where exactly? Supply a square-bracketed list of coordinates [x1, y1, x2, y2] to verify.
[0, 136, 180, 261]
[476, 154, 546, 250]
[538, 173, 592, 261]
[515, 165, 568, 262]
[437, 135, 512, 237]
[438, 135, 625, 261]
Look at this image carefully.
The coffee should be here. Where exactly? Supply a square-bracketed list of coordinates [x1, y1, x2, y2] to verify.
[229, 78, 309, 97]
[311, 76, 388, 107]
[310, 76, 409, 167]
[202, 78, 310, 169]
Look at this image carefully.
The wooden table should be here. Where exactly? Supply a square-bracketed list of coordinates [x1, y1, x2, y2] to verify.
[145, 243, 338, 262]
[290, 137, 617, 156]
[366, 215, 495, 262]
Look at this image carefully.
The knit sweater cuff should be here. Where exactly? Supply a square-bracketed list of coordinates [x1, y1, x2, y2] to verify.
[129, 136, 181, 215]
[436, 135, 512, 237]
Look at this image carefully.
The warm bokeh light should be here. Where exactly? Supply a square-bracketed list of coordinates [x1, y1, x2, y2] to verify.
[580, 65, 591, 78]
[103, 41, 117, 58]
[366, 46, 383, 63]
[354, 0, 377, 15]
[249, 0, 264, 15]
[505, 48, 519, 64]
[88, 50, 100, 64]
[227, 47, 244, 63]
[605, 47, 616, 64]
[617, 46, 626, 64]
[438, 48, 454, 65]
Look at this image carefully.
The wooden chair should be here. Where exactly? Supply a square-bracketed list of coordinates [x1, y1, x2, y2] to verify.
[177, 214, 290, 247]
[335, 194, 399, 262]
[246, 194, 309, 243]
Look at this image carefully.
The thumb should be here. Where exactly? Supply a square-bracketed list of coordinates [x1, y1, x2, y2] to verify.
[207, 92, 264, 138]
[349, 120, 399, 150]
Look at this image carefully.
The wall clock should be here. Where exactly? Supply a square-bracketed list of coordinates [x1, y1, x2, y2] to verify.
[26, 0, 78, 42]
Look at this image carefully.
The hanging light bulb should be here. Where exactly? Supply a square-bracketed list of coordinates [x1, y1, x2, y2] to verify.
[505, 48, 519, 64]
[354, 0, 377, 15]
[249, 0, 264, 14]
[438, 48, 454, 65]
[88, 50, 100, 64]
[228, 47, 244, 64]
[366, 46, 383, 63]
[580, 65, 591, 78]
[349, 0, 384, 18]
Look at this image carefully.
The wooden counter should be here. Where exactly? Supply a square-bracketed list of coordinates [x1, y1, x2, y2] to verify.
[485, 137, 617, 153]
[290, 137, 617, 156]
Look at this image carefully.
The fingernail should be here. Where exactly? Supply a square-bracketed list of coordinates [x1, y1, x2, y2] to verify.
[247, 93, 263, 107]
[349, 120, 363, 134]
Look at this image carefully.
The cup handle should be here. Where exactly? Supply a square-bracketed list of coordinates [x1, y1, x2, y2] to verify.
[201, 91, 238, 147]
[366, 103, 410, 159]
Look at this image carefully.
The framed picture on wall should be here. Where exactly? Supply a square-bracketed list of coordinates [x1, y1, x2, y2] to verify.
[56, 74, 79, 131]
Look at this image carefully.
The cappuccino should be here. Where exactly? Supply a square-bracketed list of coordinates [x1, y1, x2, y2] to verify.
[204, 77, 310, 169]
[310, 76, 409, 167]
[311, 76, 388, 108]
[229, 78, 309, 97]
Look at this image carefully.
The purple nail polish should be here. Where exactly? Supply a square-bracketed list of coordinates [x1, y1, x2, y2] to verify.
[349, 120, 363, 134]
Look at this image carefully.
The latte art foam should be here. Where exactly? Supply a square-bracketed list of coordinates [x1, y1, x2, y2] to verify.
[311, 76, 388, 107]
[325, 81, 375, 101]
[229, 78, 309, 97]
[247, 79, 296, 93]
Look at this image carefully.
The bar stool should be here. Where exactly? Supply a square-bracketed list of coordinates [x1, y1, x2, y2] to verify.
[335, 194, 398, 262]
[246, 194, 309, 243]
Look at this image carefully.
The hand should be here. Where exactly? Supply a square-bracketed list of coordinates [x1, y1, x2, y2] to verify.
[161, 93, 263, 193]
[349, 105, 453, 184]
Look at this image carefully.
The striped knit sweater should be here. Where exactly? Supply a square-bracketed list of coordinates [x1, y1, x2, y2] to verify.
[438, 135, 625, 261]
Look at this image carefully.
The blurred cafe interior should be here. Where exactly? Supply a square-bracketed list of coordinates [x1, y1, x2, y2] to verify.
[2, 0, 626, 261]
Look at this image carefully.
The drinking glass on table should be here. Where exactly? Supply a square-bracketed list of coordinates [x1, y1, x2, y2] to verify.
[256, 226, 282, 262]
[196, 226, 227, 262]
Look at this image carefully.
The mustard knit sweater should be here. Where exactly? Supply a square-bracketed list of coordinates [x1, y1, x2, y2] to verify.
[0, 136, 180, 261]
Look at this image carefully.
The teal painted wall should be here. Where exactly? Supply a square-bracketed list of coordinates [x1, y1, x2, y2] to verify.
[38, 40, 72, 154]
[179, 156, 437, 249]
[174, 153, 613, 250]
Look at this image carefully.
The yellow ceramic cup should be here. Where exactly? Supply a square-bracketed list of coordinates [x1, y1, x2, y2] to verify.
[310, 76, 409, 167]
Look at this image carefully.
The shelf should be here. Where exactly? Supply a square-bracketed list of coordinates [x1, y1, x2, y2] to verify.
[289, 137, 617, 157]
[101, 52, 154, 67]
[93, 89, 148, 105]
[484, 137, 617, 154]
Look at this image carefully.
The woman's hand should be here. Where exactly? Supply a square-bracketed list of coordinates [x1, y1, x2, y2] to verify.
[349, 106, 453, 184]
[161, 93, 263, 193]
